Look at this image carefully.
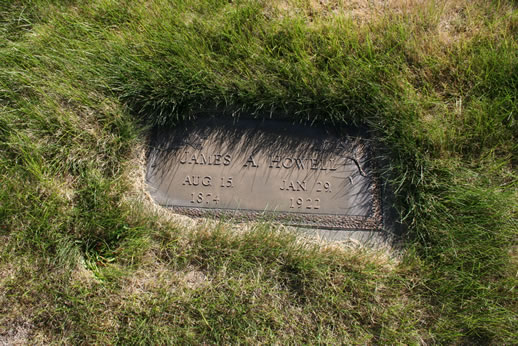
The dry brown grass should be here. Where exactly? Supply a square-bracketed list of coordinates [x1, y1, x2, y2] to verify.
[264, 0, 513, 46]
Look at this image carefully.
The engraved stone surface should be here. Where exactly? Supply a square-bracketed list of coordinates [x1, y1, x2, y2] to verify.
[146, 118, 382, 230]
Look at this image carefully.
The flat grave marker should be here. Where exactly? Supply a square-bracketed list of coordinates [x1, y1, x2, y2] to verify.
[146, 117, 382, 231]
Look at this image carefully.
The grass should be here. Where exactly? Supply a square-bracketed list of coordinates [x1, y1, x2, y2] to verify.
[1, 0, 517, 343]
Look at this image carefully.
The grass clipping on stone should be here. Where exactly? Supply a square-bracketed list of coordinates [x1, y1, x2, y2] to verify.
[1, 0, 517, 344]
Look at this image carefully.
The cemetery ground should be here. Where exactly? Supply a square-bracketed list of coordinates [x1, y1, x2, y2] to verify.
[1, 0, 517, 344]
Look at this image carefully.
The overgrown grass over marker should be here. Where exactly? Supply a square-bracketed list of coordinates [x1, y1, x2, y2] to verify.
[1, 0, 517, 343]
